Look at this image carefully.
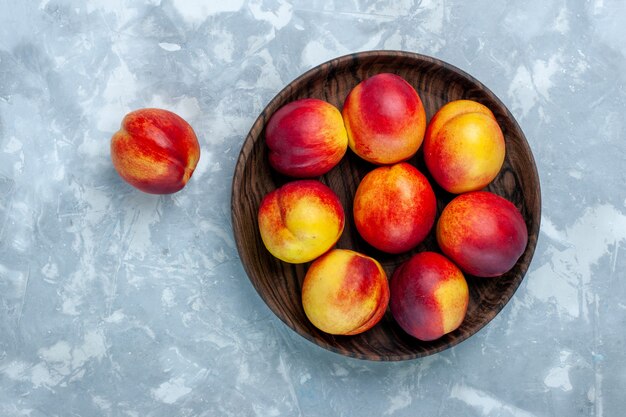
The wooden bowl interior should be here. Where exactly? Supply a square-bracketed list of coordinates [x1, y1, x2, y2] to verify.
[231, 51, 541, 361]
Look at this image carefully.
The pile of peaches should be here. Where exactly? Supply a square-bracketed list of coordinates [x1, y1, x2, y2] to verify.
[105, 73, 527, 343]
[257, 73, 528, 342]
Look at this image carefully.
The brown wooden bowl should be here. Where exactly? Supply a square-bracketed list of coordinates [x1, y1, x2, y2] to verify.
[231, 50, 541, 361]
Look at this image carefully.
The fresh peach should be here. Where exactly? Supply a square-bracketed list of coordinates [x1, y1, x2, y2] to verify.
[342, 73, 427, 165]
[424, 100, 505, 193]
[353, 162, 436, 254]
[436, 191, 528, 277]
[257, 180, 344, 264]
[390, 251, 469, 341]
[302, 249, 389, 335]
[265, 98, 348, 177]
[110, 108, 200, 194]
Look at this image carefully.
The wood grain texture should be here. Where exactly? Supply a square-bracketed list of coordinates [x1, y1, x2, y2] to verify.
[231, 50, 541, 361]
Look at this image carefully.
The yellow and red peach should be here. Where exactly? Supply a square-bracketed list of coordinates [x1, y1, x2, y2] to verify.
[353, 162, 436, 254]
[265, 98, 348, 177]
[424, 100, 505, 194]
[110, 108, 201, 194]
[302, 249, 389, 335]
[390, 251, 469, 341]
[342, 73, 427, 165]
[436, 191, 528, 277]
[257, 180, 344, 264]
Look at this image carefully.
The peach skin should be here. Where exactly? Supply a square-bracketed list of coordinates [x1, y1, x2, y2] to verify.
[302, 249, 389, 336]
[257, 180, 345, 264]
[424, 100, 505, 194]
[266, 98, 348, 178]
[342, 73, 427, 165]
[390, 251, 469, 341]
[110, 108, 200, 194]
[353, 162, 437, 254]
[436, 191, 528, 277]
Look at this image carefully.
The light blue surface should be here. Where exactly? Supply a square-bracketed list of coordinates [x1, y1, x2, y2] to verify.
[1, 1, 625, 416]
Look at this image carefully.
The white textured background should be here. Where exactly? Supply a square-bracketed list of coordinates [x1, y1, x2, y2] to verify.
[1, 1, 625, 416]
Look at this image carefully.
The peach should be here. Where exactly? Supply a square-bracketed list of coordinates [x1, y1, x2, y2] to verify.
[265, 98, 348, 177]
[390, 251, 469, 341]
[110, 108, 200, 194]
[302, 249, 389, 335]
[424, 100, 505, 194]
[342, 73, 427, 165]
[436, 191, 528, 277]
[353, 162, 436, 254]
[257, 180, 344, 264]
